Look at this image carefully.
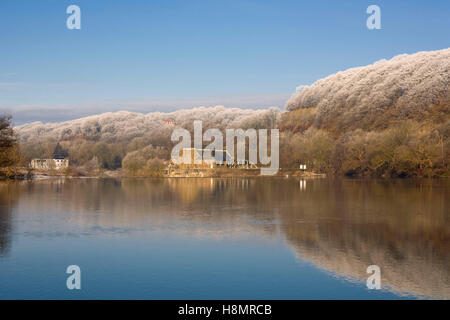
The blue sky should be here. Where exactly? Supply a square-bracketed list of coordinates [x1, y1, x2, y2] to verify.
[0, 0, 449, 123]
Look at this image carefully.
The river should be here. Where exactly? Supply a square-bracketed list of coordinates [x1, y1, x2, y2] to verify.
[0, 178, 448, 299]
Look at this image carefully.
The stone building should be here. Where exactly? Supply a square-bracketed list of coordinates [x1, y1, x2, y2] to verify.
[31, 156, 69, 170]
[172, 148, 233, 169]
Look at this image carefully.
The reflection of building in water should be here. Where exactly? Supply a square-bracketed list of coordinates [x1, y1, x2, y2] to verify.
[165, 178, 253, 205]
[299, 179, 306, 191]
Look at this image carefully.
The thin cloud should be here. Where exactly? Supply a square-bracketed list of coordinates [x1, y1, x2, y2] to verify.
[1, 92, 290, 124]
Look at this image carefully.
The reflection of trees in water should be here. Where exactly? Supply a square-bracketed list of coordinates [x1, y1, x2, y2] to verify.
[5, 178, 450, 298]
[0, 183, 19, 256]
[12, 178, 272, 237]
[274, 179, 450, 299]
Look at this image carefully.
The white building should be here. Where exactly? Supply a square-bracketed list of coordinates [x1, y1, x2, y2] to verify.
[31, 157, 69, 170]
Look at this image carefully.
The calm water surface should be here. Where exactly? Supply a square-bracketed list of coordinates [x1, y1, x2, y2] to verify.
[0, 178, 448, 299]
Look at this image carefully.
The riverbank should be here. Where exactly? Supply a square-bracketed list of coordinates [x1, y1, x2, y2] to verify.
[0, 168, 32, 180]
[1, 167, 327, 180]
[164, 167, 326, 178]
[6, 165, 450, 180]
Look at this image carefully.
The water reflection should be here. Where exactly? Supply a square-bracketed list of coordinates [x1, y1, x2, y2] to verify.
[0, 183, 18, 256]
[0, 178, 448, 298]
[299, 179, 306, 191]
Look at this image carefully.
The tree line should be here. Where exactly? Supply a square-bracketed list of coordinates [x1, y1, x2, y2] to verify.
[279, 107, 449, 177]
[4, 105, 449, 178]
[0, 115, 22, 178]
